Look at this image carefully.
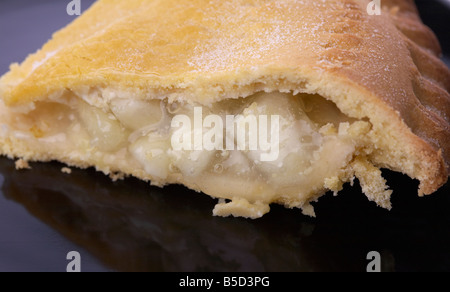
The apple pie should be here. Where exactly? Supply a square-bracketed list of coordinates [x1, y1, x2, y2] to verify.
[0, 0, 448, 218]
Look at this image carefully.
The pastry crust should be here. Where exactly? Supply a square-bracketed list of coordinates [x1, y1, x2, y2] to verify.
[0, 0, 449, 216]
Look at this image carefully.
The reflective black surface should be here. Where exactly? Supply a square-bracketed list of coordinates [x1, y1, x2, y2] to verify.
[1, 158, 449, 272]
[0, 0, 449, 272]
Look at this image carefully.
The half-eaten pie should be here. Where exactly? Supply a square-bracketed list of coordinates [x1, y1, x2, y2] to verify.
[0, 0, 449, 218]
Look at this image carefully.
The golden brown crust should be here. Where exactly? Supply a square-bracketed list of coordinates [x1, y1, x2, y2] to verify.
[383, 0, 442, 56]
[0, 0, 449, 196]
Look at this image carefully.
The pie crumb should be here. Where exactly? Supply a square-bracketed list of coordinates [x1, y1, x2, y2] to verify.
[110, 172, 125, 182]
[61, 167, 72, 174]
[15, 159, 31, 170]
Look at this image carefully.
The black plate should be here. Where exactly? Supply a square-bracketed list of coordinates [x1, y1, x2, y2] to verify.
[0, 0, 449, 272]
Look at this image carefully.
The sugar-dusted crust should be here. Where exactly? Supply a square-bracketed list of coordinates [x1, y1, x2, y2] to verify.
[0, 0, 449, 198]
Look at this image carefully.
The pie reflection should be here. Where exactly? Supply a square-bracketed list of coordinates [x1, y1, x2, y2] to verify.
[2, 158, 448, 272]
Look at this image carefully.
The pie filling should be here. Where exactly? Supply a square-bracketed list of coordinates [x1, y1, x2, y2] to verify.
[0, 90, 393, 218]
